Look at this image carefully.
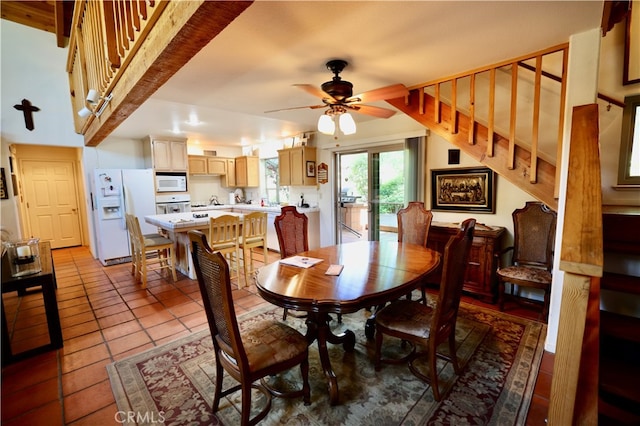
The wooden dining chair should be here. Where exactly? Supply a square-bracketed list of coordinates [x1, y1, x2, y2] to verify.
[274, 206, 309, 320]
[397, 201, 433, 303]
[126, 213, 177, 288]
[374, 218, 476, 401]
[274, 206, 308, 258]
[125, 213, 164, 278]
[239, 211, 268, 284]
[209, 215, 241, 285]
[497, 202, 557, 321]
[188, 230, 310, 425]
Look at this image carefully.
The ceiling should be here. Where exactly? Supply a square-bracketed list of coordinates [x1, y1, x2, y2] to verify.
[5, 1, 604, 148]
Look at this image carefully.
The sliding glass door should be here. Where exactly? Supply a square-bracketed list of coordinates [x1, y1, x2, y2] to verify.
[336, 143, 413, 243]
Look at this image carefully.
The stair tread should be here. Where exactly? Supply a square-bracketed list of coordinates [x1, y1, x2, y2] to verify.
[600, 310, 640, 343]
[602, 272, 640, 295]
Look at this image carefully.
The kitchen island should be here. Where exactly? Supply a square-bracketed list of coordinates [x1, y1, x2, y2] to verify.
[145, 210, 244, 279]
[145, 205, 320, 279]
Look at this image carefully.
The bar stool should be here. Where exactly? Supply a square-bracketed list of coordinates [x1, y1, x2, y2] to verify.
[209, 215, 242, 286]
[127, 214, 177, 287]
[239, 211, 268, 285]
[125, 214, 165, 278]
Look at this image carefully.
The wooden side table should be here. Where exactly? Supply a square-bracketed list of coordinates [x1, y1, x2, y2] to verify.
[1, 241, 62, 365]
[426, 222, 505, 302]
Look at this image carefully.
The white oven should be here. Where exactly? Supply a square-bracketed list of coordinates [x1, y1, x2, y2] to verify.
[156, 194, 191, 214]
[155, 172, 187, 192]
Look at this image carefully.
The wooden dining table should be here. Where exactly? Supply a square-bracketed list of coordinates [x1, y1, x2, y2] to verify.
[255, 240, 441, 405]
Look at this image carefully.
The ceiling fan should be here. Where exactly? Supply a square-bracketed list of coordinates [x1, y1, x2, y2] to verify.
[266, 60, 408, 132]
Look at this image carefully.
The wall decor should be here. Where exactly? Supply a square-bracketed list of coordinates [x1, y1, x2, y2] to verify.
[624, 3, 640, 85]
[306, 161, 316, 177]
[0, 168, 8, 199]
[317, 162, 329, 184]
[431, 167, 495, 213]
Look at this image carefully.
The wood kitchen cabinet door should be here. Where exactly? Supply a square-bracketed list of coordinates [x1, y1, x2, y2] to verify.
[235, 156, 259, 187]
[146, 136, 188, 172]
[278, 147, 316, 186]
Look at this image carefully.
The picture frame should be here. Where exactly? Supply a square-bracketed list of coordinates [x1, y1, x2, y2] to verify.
[0, 168, 7, 200]
[306, 161, 316, 177]
[431, 167, 496, 213]
[624, 3, 640, 85]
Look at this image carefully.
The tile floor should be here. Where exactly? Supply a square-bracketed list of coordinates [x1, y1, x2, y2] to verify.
[1, 245, 553, 425]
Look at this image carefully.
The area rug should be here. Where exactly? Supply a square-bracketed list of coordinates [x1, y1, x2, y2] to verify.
[107, 301, 546, 425]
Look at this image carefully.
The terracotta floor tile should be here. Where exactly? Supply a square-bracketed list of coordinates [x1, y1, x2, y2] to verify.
[169, 300, 202, 317]
[58, 303, 92, 319]
[1, 400, 63, 426]
[102, 319, 143, 341]
[525, 394, 549, 425]
[97, 310, 136, 329]
[60, 311, 96, 328]
[146, 318, 188, 341]
[63, 379, 115, 424]
[1, 352, 58, 396]
[62, 319, 101, 340]
[159, 293, 192, 308]
[137, 310, 175, 329]
[61, 343, 110, 374]
[63, 331, 105, 353]
[107, 330, 152, 355]
[155, 329, 193, 346]
[68, 403, 119, 426]
[0, 377, 59, 421]
[533, 371, 553, 399]
[62, 358, 111, 396]
[132, 302, 165, 318]
[124, 294, 158, 309]
[179, 310, 208, 330]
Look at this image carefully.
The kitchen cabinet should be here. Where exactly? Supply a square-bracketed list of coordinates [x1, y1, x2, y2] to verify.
[425, 222, 505, 302]
[278, 147, 316, 186]
[235, 156, 259, 187]
[221, 158, 236, 187]
[144, 136, 188, 172]
[188, 156, 229, 175]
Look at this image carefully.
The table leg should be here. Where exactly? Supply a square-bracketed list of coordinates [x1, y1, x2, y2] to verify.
[41, 277, 63, 348]
[305, 312, 356, 405]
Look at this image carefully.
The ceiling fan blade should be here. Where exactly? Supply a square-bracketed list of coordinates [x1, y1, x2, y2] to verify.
[346, 104, 397, 119]
[293, 84, 337, 103]
[264, 104, 326, 113]
[345, 84, 408, 104]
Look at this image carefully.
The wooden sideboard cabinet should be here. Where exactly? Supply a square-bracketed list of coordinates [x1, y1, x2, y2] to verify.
[425, 222, 505, 302]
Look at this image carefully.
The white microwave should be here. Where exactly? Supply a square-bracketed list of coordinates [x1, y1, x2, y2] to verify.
[155, 173, 187, 192]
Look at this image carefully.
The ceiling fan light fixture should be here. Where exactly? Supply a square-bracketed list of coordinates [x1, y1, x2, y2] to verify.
[318, 112, 335, 135]
[339, 112, 356, 135]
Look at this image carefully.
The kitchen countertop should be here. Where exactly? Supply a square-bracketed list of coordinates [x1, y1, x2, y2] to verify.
[190, 204, 320, 214]
[145, 210, 244, 230]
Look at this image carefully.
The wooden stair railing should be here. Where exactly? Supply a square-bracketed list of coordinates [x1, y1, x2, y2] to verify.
[548, 103, 602, 425]
[387, 44, 570, 211]
[67, 0, 252, 147]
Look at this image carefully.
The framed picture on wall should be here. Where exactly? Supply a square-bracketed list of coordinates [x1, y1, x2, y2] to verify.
[0, 168, 8, 200]
[431, 167, 496, 213]
[306, 161, 316, 177]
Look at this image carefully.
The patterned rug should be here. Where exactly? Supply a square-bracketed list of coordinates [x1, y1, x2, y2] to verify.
[107, 301, 546, 425]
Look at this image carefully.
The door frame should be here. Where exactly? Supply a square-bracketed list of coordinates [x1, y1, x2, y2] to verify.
[10, 144, 89, 248]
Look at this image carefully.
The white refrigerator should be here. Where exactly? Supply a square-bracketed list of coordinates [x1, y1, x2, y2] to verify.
[92, 169, 157, 266]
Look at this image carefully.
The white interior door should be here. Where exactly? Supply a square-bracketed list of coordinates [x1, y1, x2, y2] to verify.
[21, 160, 82, 248]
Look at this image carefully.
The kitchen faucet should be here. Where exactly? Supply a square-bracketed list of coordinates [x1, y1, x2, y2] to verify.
[209, 195, 220, 205]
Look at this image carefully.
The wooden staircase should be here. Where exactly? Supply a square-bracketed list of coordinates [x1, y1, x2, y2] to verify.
[387, 44, 571, 211]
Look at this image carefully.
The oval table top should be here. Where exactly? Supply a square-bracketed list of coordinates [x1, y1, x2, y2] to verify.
[256, 240, 441, 315]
